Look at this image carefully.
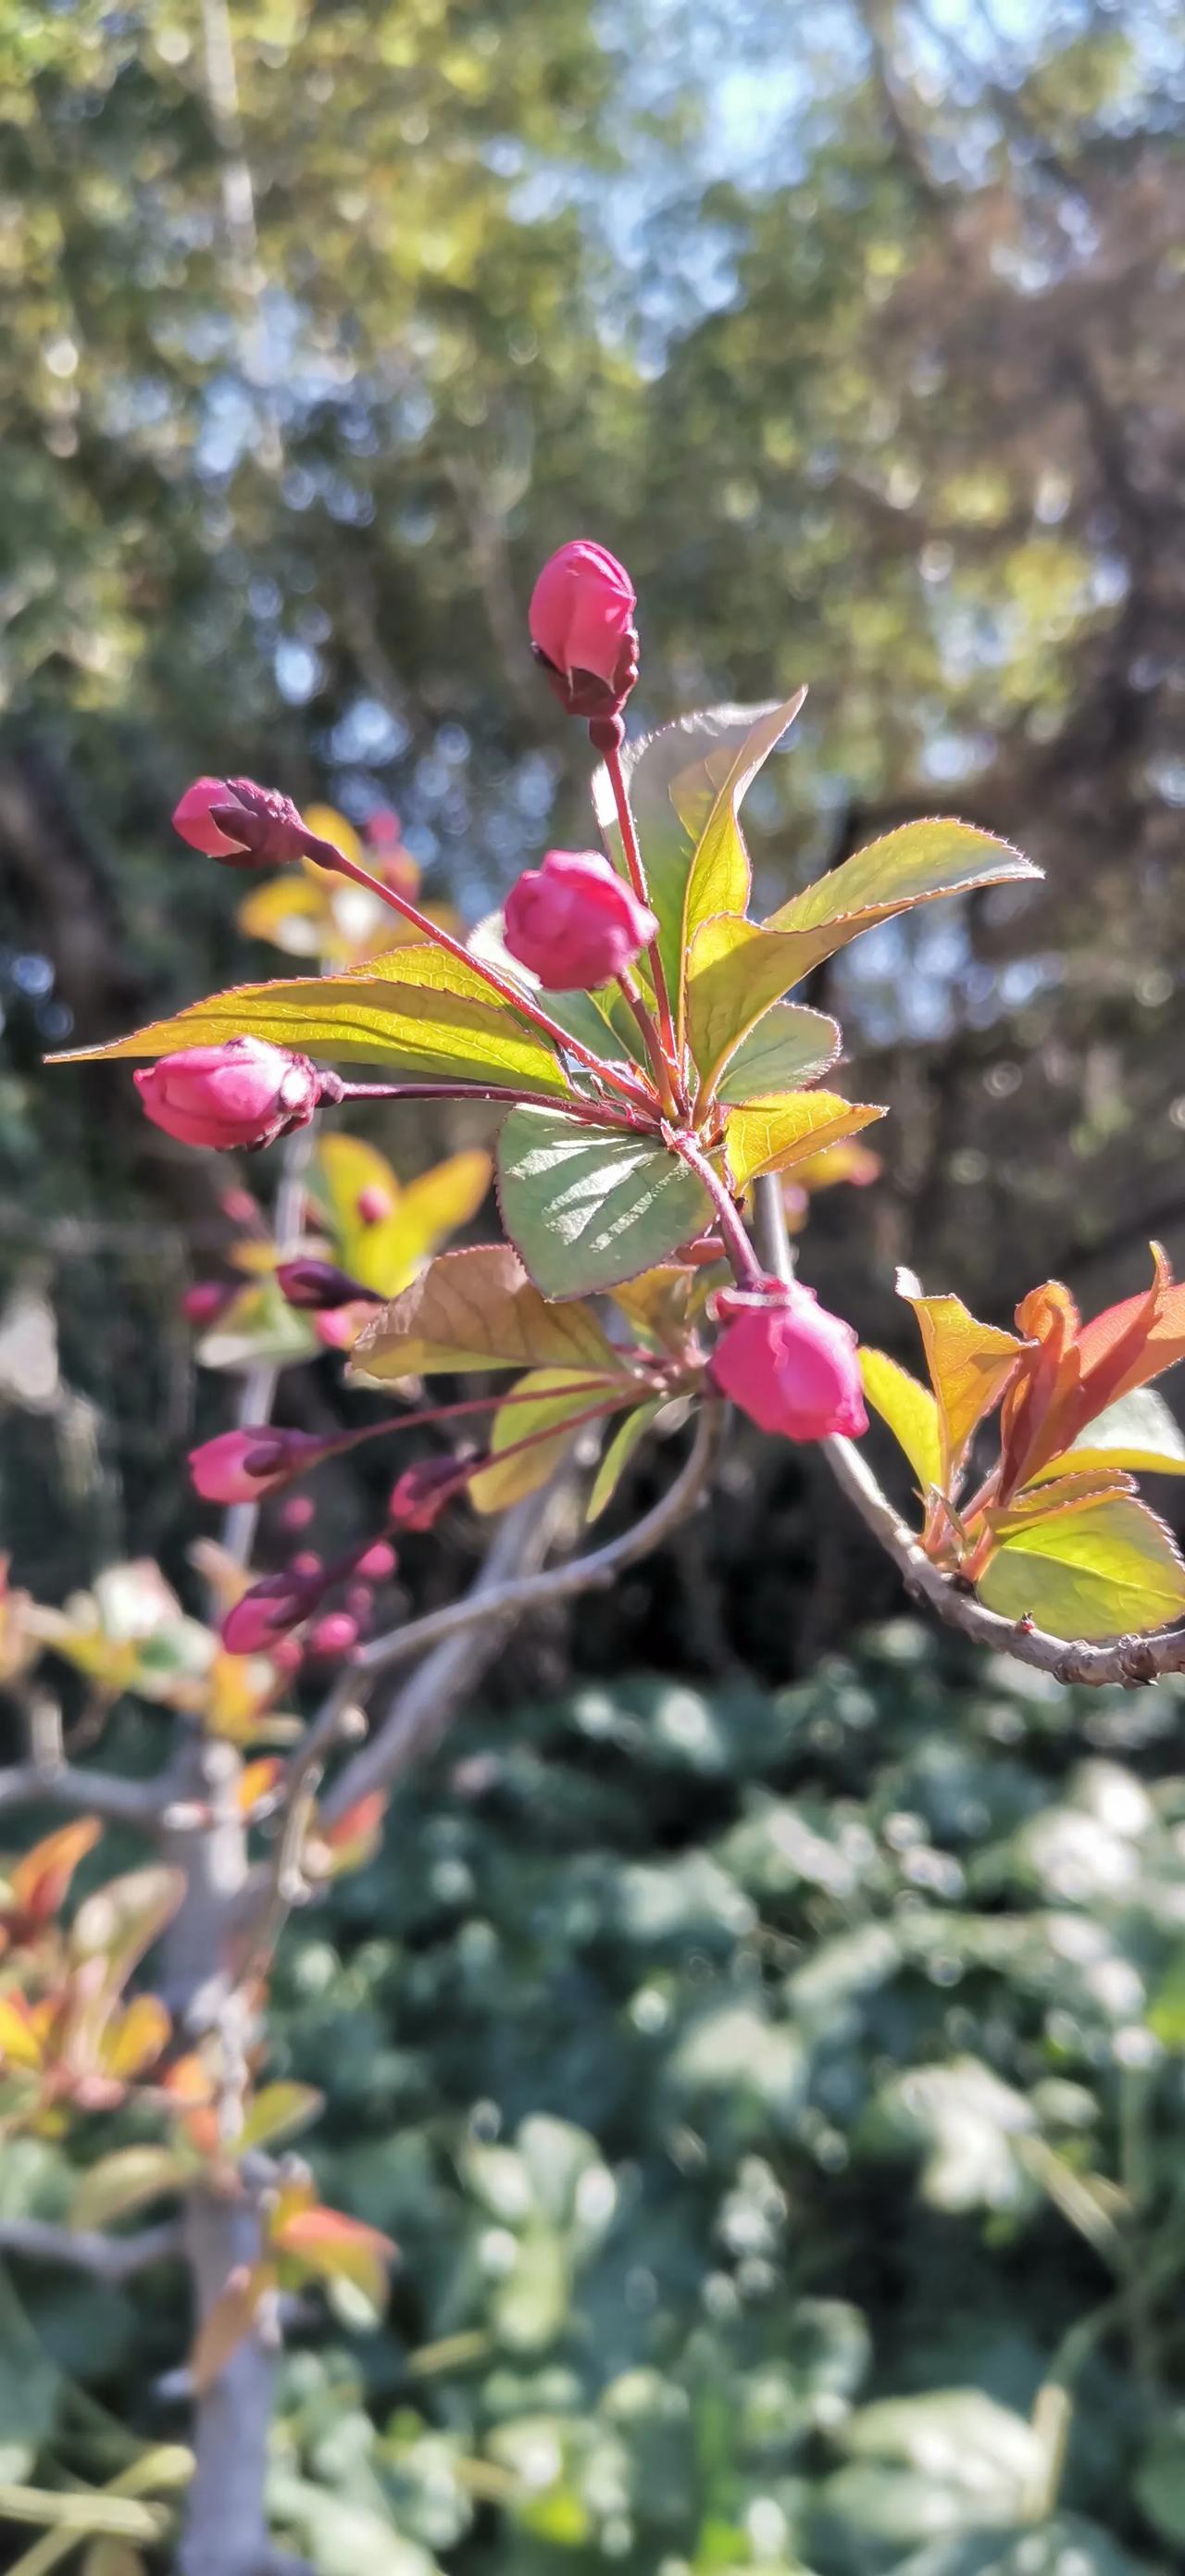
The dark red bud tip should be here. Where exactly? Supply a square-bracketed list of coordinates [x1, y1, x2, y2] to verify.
[389, 1457, 470, 1531]
[588, 714, 626, 756]
[221, 1571, 321, 1656]
[172, 775, 308, 869]
[276, 1257, 382, 1312]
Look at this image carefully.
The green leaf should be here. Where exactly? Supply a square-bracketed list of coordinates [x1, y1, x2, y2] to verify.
[586, 1400, 663, 1521]
[196, 1279, 319, 1374]
[496, 1106, 712, 1299]
[71, 2146, 189, 2231]
[977, 1495, 1185, 1640]
[592, 695, 805, 1032]
[236, 2083, 324, 2155]
[723, 1092, 885, 1193]
[898, 1276, 1021, 1482]
[685, 915, 823, 1097]
[764, 817, 1041, 973]
[52, 944, 571, 1094]
[468, 1369, 627, 1515]
[716, 1001, 842, 1103]
[1027, 1384, 1185, 1483]
[860, 1349, 942, 1494]
[70, 1866, 186, 2002]
[351, 1244, 621, 1379]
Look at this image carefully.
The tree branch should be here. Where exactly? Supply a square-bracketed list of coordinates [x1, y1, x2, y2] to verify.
[750, 1177, 1185, 1690]
[0, 1759, 175, 1828]
[0, 2218, 181, 2281]
[324, 1408, 722, 1819]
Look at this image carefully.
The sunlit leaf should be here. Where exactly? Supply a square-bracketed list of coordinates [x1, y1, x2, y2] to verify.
[71, 2145, 189, 2230]
[70, 1865, 186, 2002]
[469, 1369, 626, 1514]
[978, 1495, 1185, 1640]
[608, 1266, 699, 1349]
[101, 1993, 171, 2082]
[236, 2082, 323, 2155]
[271, 2203, 395, 2309]
[586, 1401, 664, 1521]
[0, 1994, 44, 2070]
[52, 943, 571, 1094]
[8, 1819, 102, 1928]
[716, 1002, 842, 1104]
[352, 1244, 620, 1379]
[191, 2263, 274, 2395]
[1028, 1384, 1185, 1484]
[764, 817, 1040, 971]
[339, 1149, 492, 1299]
[898, 1276, 1022, 1482]
[859, 1349, 942, 1494]
[497, 1105, 712, 1299]
[593, 699, 803, 1025]
[724, 1093, 885, 1193]
[685, 916, 819, 1097]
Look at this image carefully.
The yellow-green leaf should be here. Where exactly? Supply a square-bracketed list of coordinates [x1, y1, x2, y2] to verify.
[51, 944, 570, 1094]
[716, 1002, 842, 1104]
[898, 1276, 1022, 1481]
[469, 1369, 625, 1515]
[71, 2145, 189, 2231]
[586, 1401, 663, 1522]
[859, 1349, 942, 1494]
[685, 916, 820, 1098]
[1027, 1386, 1185, 1484]
[196, 1280, 318, 1374]
[723, 1093, 885, 1193]
[191, 2264, 274, 2395]
[680, 693, 806, 1024]
[237, 2082, 323, 2155]
[592, 696, 805, 1032]
[351, 1244, 621, 1380]
[318, 1133, 491, 1294]
[977, 1495, 1185, 1641]
[764, 818, 1040, 975]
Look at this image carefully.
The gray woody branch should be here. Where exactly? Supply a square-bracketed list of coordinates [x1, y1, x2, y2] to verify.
[752, 1174, 1185, 1690]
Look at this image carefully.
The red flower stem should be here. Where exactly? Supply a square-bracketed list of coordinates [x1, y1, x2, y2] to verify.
[616, 972, 678, 1118]
[668, 1129, 766, 1291]
[450, 1391, 636, 1490]
[299, 827, 657, 1115]
[267, 1375, 634, 1488]
[334, 1080, 651, 1133]
[603, 741, 681, 1082]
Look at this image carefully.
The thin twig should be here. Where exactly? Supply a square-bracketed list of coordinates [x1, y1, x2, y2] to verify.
[751, 1177, 1185, 1690]
[324, 1406, 722, 1816]
[0, 2219, 182, 2281]
[238, 1697, 368, 1986]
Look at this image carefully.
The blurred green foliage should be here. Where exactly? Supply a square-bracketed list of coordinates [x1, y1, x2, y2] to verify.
[10, 1627, 1185, 2570]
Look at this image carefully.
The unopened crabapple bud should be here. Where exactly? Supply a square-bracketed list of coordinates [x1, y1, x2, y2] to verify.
[529, 541, 639, 720]
[504, 849, 656, 993]
[172, 775, 308, 869]
[135, 1039, 325, 1153]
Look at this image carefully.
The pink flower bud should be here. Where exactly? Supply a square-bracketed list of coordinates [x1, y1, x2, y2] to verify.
[287, 1551, 323, 1581]
[354, 1540, 396, 1582]
[311, 1306, 369, 1351]
[364, 807, 401, 850]
[389, 1457, 469, 1531]
[356, 1185, 393, 1226]
[134, 1038, 322, 1152]
[529, 541, 639, 719]
[708, 1279, 867, 1444]
[504, 849, 656, 993]
[221, 1572, 316, 1656]
[306, 1611, 359, 1660]
[280, 1494, 316, 1532]
[344, 1583, 374, 1624]
[172, 775, 307, 869]
[276, 1257, 382, 1312]
[189, 1425, 326, 1504]
[181, 1281, 234, 1325]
